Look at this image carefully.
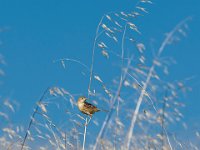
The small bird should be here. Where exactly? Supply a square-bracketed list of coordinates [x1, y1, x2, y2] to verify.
[77, 96, 105, 118]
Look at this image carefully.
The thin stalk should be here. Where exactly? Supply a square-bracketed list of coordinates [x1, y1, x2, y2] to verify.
[93, 58, 132, 150]
[126, 65, 155, 150]
[54, 58, 90, 71]
[161, 90, 168, 150]
[116, 24, 127, 117]
[64, 132, 67, 150]
[88, 16, 105, 97]
[82, 118, 88, 150]
[21, 88, 49, 150]
[48, 122, 61, 150]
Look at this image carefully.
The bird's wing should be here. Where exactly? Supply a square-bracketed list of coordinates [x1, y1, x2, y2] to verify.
[84, 101, 100, 113]
[84, 101, 96, 109]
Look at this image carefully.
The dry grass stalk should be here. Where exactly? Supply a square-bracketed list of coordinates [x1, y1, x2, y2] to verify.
[21, 88, 50, 150]
[125, 17, 192, 150]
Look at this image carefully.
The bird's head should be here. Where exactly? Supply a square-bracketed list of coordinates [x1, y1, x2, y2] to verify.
[78, 96, 87, 103]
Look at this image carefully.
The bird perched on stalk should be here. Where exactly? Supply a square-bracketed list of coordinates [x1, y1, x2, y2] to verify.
[77, 96, 107, 118]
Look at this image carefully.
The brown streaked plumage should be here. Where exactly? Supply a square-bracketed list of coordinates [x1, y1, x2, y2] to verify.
[77, 96, 100, 117]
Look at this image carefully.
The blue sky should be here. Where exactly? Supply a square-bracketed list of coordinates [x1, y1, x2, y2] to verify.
[0, 0, 200, 138]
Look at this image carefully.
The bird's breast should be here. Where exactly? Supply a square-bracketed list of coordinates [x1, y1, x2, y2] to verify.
[77, 102, 84, 110]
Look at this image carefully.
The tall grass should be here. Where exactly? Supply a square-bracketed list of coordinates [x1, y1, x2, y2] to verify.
[0, 1, 199, 150]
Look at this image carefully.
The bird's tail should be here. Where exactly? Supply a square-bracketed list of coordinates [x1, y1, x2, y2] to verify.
[100, 109, 109, 113]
